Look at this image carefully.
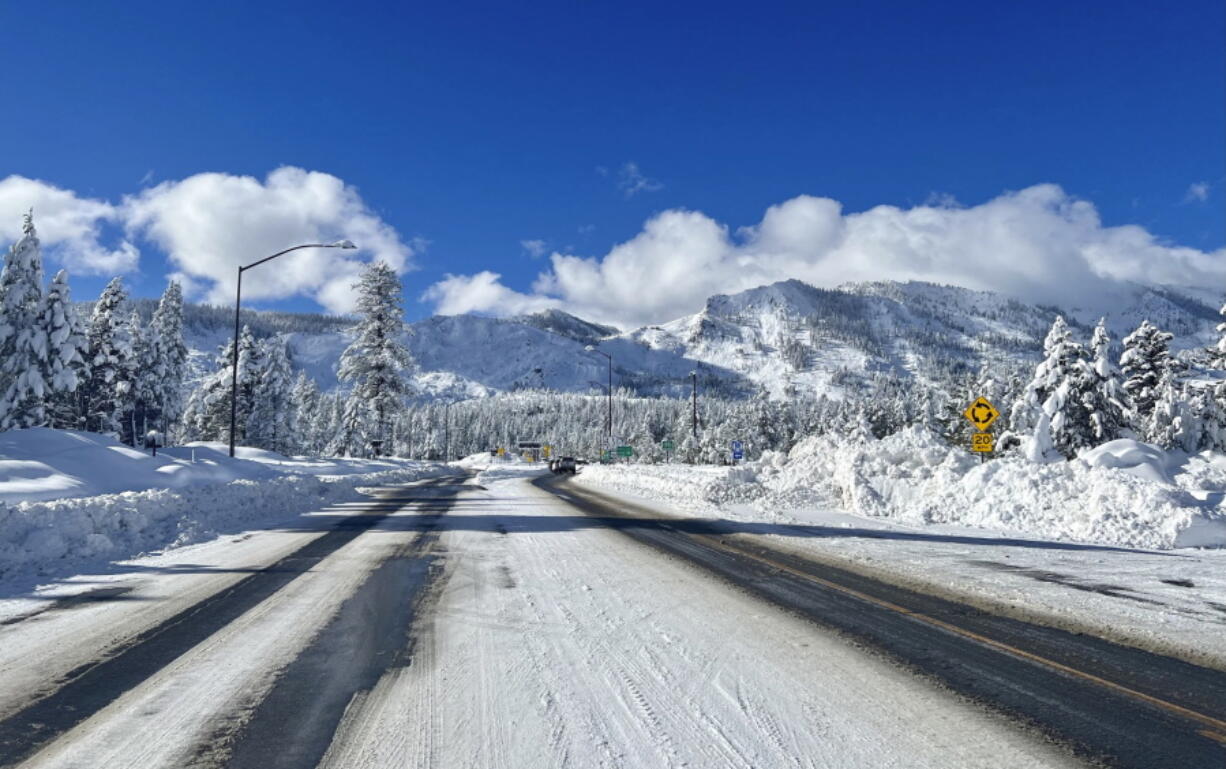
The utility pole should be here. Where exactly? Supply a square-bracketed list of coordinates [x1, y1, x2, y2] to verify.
[444, 401, 452, 462]
[228, 240, 356, 457]
[690, 370, 698, 440]
[585, 345, 613, 446]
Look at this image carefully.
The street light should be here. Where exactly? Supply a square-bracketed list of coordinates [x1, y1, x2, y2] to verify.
[585, 344, 612, 446]
[229, 240, 357, 457]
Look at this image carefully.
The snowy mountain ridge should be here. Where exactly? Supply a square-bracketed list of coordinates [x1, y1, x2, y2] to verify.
[166, 278, 1222, 402]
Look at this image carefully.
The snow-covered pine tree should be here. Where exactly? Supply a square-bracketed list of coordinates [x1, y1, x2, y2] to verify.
[189, 367, 229, 441]
[248, 337, 294, 453]
[1121, 320, 1173, 426]
[148, 281, 189, 438]
[327, 395, 367, 457]
[1010, 316, 1076, 437]
[337, 261, 414, 449]
[287, 370, 320, 454]
[1083, 319, 1130, 444]
[84, 277, 134, 436]
[0, 211, 49, 429]
[1211, 302, 1226, 369]
[41, 270, 88, 429]
[1021, 316, 1096, 459]
[1148, 370, 1197, 451]
[120, 310, 158, 446]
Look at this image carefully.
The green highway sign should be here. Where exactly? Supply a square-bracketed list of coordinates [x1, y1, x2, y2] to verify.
[661, 440, 675, 451]
[616, 445, 633, 457]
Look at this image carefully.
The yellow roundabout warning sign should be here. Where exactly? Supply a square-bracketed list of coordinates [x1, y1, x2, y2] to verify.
[963, 397, 1000, 432]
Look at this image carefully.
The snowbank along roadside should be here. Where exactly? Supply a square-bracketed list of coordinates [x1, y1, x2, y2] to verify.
[0, 428, 451, 589]
[572, 430, 1226, 668]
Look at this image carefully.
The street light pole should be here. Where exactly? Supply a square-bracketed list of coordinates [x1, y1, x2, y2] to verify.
[229, 240, 356, 457]
[585, 345, 612, 445]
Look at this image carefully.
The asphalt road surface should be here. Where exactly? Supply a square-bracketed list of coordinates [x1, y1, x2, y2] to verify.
[0, 468, 1222, 768]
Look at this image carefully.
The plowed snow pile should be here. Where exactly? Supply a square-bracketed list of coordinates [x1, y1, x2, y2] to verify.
[0, 428, 448, 584]
[578, 428, 1226, 550]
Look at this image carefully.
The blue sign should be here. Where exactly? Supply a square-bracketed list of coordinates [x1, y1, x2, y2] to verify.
[731, 440, 744, 460]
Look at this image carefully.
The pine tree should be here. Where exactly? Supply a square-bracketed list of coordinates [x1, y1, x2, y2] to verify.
[84, 277, 133, 435]
[41, 270, 88, 429]
[1121, 320, 1173, 425]
[337, 262, 414, 447]
[1148, 371, 1196, 451]
[288, 370, 320, 454]
[0, 212, 49, 429]
[182, 334, 244, 443]
[1212, 302, 1226, 368]
[1083, 319, 1130, 443]
[120, 310, 158, 446]
[248, 338, 294, 453]
[148, 281, 189, 438]
[1020, 317, 1095, 459]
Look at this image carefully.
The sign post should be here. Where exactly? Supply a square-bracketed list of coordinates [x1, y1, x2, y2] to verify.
[962, 397, 1000, 458]
[661, 439, 675, 462]
[616, 445, 633, 459]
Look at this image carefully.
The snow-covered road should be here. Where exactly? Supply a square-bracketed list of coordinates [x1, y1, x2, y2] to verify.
[2, 469, 1220, 767]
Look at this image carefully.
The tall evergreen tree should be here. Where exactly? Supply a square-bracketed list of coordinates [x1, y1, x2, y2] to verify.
[1084, 319, 1130, 443]
[148, 281, 189, 438]
[1120, 320, 1173, 425]
[84, 277, 133, 435]
[337, 262, 414, 450]
[41, 270, 88, 429]
[248, 338, 294, 453]
[121, 310, 156, 445]
[288, 370, 320, 454]
[0, 212, 49, 429]
[1015, 316, 1095, 458]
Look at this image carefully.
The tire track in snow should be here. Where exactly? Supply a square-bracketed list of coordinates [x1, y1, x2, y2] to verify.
[0, 477, 464, 769]
[209, 502, 454, 769]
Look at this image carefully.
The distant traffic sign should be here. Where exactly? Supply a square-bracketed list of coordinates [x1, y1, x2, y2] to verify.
[963, 397, 1000, 431]
[661, 439, 675, 452]
[616, 445, 633, 458]
[971, 432, 995, 453]
[731, 440, 744, 460]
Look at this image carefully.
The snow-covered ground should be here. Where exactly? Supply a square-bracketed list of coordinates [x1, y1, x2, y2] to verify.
[573, 430, 1226, 668]
[0, 470, 1079, 767]
[312, 469, 1075, 769]
[0, 428, 448, 591]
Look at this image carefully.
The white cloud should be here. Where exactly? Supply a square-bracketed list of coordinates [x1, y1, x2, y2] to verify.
[616, 162, 663, 198]
[422, 271, 560, 317]
[422, 184, 1226, 329]
[123, 167, 414, 313]
[520, 239, 548, 258]
[1184, 181, 1210, 203]
[0, 176, 139, 274]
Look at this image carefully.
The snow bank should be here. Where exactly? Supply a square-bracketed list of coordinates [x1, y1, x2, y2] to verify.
[0, 427, 453, 585]
[577, 429, 1226, 550]
[0, 461, 448, 584]
[0, 429, 427, 505]
[0, 429, 285, 503]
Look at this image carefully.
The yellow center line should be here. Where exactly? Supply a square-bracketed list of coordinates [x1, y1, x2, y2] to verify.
[696, 533, 1226, 738]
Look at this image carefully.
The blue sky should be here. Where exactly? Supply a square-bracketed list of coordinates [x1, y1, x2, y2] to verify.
[0, 0, 1222, 326]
